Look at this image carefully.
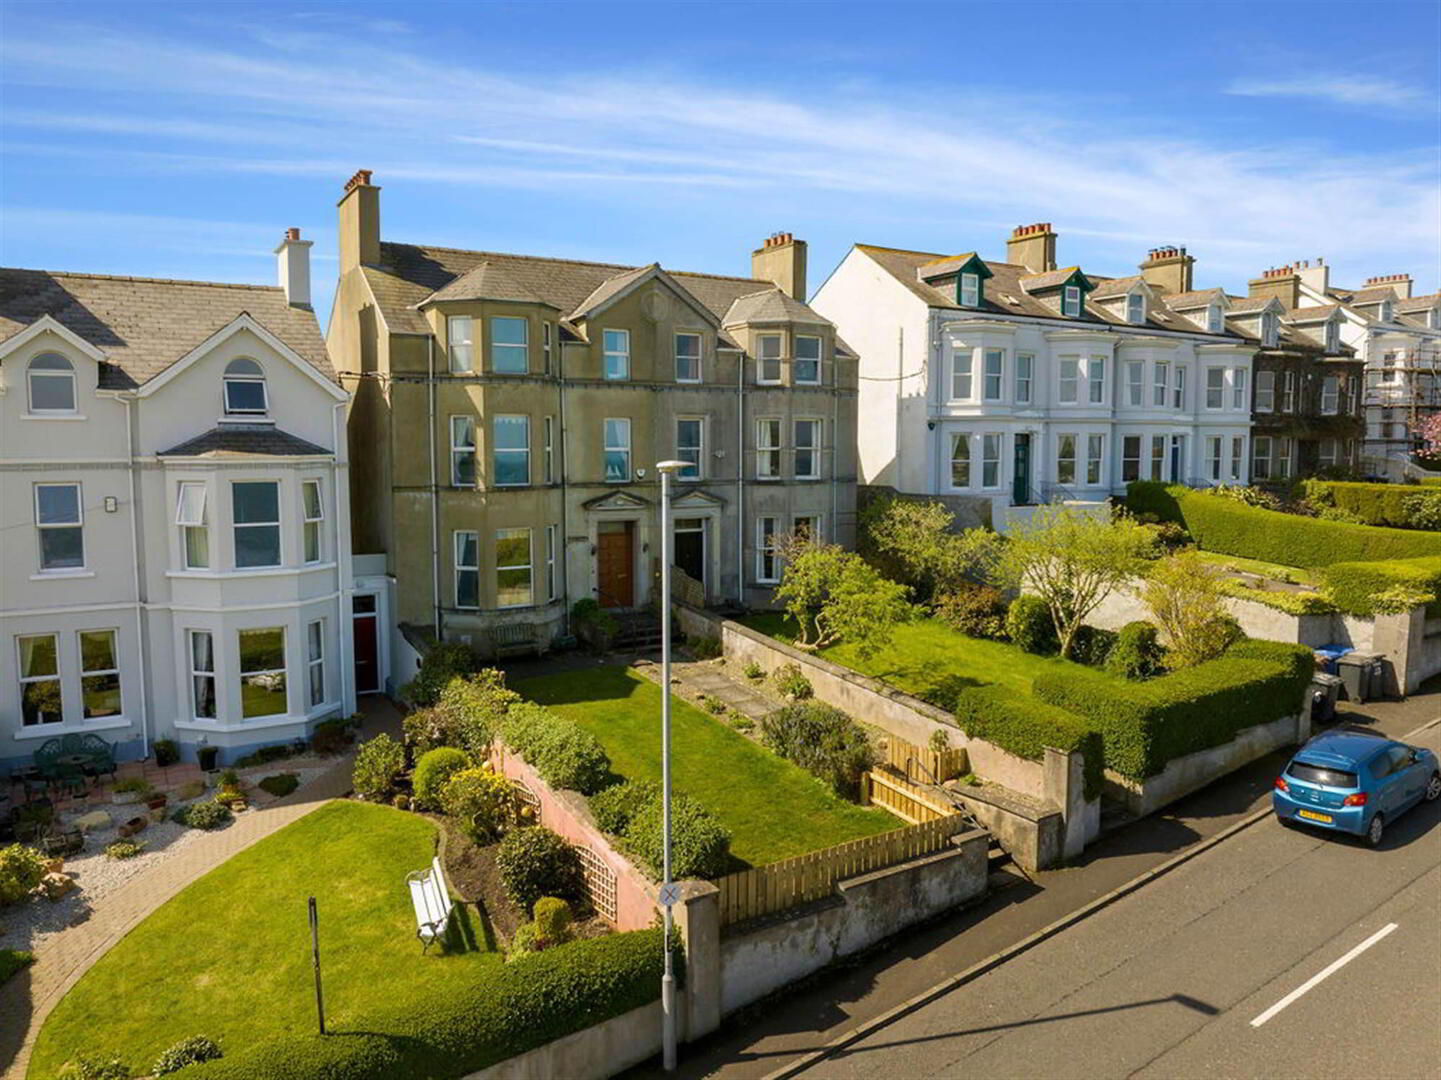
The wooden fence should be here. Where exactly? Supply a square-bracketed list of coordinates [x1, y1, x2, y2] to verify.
[864, 769, 956, 825]
[883, 735, 967, 784]
[716, 812, 969, 927]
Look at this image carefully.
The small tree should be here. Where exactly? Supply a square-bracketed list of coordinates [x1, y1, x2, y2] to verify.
[991, 505, 1155, 660]
[774, 540, 911, 658]
[1413, 412, 1441, 458]
[1141, 551, 1238, 668]
[860, 497, 1000, 602]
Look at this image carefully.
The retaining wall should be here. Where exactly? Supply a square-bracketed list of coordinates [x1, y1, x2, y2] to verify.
[461, 1002, 664, 1080]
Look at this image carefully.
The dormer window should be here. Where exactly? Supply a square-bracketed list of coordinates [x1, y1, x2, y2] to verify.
[1206, 304, 1223, 334]
[1062, 285, 1082, 318]
[1324, 320, 1340, 353]
[1260, 311, 1279, 348]
[28, 353, 76, 413]
[1126, 293, 1146, 325]
[223, 358, 267, 415]
[1430, 308, 1441, 330]
[959, 272, 980, 308]
[1378, 299, 1394, 323]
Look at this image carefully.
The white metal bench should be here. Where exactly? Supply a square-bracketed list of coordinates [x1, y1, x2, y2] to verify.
[406, 855, 454, 952]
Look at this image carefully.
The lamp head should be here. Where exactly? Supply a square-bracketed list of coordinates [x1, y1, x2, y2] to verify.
[655, 460, 690, 474]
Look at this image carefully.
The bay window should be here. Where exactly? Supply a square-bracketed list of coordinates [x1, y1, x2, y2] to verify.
[496, 528, 533, 608]
[950, 432, 971, 488]
[450, 415, 477, 487]
[455, 531, 479, 608]
[490, 316, 528, 374]
[232, 481, 280, 568]
[794, 336, 821, 384]
[493, 415, 530, 486]
[189, 630, 216, 719]
[1057, 434, 1077, 485]
[238, 627, 287, 719]
[447, 316, 474, 373]
[302, 480, 324, 564]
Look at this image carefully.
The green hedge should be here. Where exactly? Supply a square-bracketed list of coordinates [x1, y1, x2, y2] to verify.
[949, 685, 1104, 800]
[1323, 556, 1441, 617]
[1126, 482, 1441, 569]
[176, 930, 666, 1080]
[1032, 640, 1313, 781]
[1300, 480, 1417, 528]
[500, 703, 612, 795]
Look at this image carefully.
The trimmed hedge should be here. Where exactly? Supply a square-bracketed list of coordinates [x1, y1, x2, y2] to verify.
[1300, 479, 1434, 529]
[500, 703, 612, 795]
[949, 685, 1104, 800]
[174, 929, 666, 1080]
[1126, 482, 1441, 569]
[1032, 639, 1313, 781]
[587, 779, 731, 880]
[1323, 556, 1441, 617]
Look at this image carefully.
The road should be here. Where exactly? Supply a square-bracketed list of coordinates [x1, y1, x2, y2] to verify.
[802, 721, 1441, 1080]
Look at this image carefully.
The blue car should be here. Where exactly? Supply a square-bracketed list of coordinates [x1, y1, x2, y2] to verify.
[1273, 731, 1441, 847]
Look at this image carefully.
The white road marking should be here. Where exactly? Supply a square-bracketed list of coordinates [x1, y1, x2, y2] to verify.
[1250, 922, 1399, 1028]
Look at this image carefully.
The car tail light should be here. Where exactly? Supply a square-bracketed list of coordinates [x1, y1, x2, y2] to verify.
[1274, 776, 1288, 792]
[1344, 792, 1367, 806]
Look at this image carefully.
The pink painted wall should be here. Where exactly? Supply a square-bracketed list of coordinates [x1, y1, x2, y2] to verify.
[490, 745, 658, 931]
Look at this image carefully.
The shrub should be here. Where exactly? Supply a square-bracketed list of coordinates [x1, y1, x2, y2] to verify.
[171, 800, 233, 830]
[571, 598, 619, 652]
[55, 1056, 132, 1080]
[742, 661, 764, 681]
[728, 710, 755, 733]
[588, 779, 660, 835]
[532, 897, 573, 946]
[702, 695, 727, 715]
[1105, 621, 1164, 680]
[499, 703, 612, 795]
[1033, 639, 1313, 780]
[400, 641, 484, 708]
[153, 739, 180, 768]
[1142, 551, 1238, 669]
[1300, 479, 1426, 528]
[258, 773, 300, 798]
[441, 767, 514, 840]
[1402, 490, 1441, 530]
[770, 663, 813, 701]
[1315, 505, 1364, 524]
[1006, 595, 1057, 655]
[235, 743, 296, 769]
[151, 930, 667, 1080]
[351, 733, 405, 800]
[1216, 580, 1336, 615]
[760, 701, 876, 799]
[1070, 625, 1117, 668]
[112, 777, 154, 795]
[495, 827, 586, 910]
[152, 1036, 222, 1076]
[687, 635, 722, 660]
[949, 686, 1104, 800]
[412, 747, 471, 810]
[105, 840, 146, 860]
[618, 792, 732, 880]
[506, 921, 539, 961]
[1322, 555, 1441, 616]
[0, 949, 34, 986]
[0, 844, 48, 905]
[934, 584, 1009, 639]
[407, 671, 519, 757]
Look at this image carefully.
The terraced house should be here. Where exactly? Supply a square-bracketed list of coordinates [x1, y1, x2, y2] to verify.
[811, 225, 1256, 529]
[328, 173, 856, 662]
[0, 238, 356, 771]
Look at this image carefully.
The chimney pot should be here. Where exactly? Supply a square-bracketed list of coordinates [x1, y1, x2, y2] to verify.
[286, 227, 301, 242]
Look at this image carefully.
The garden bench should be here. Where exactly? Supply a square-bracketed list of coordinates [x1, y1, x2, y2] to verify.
[405, 855, 454, 952]
[491, 622, 547, 659]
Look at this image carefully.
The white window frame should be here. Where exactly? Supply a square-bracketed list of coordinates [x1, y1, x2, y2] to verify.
[1015, 353, 1034, 404]
[543, 416, 555, 485]
[1057, 433, 1078, 485]
[983, 348, 1004, 402]
[1255, 370, 1275, 412]
[1206, 304, 1224, 334]
[1126, 293, 1145, 324]
[756, 418, 782, 479]
[981, 432, 1002, 489]
[794, 335, 822, 384]
[545, 524, 557, 602]
[1086, 433, 1104, 485]
[1126, 360, 1144, 406]
[301, 479, 324, 564]
[542, 320, 553, 373]
[1253, 436, 1272, 480]
[1088, 356, 1106, 404]
[792, 514, 823, 544]
[1276, 436, 1293, 479]
[496, 527, 534, 609]
[1121, 435, 1141, 482]
[1261, 311, 1279, 348]
[755, 516, 780, 584]
[448, 316, 474, 373]
[1379, 299, 1394, 323]
[34, 482, 85, 572]
[959, 272, 980, 308]
[454, 530, 479, 609]
[492, 415, 530, 487]
[222, 358, 267, 416]
[604, 418, 632, 484]
[1062, 285, 1082, 317]
[188, 629, 216, 720]
[450, 415, 477, 487]
[1153, 361, 1169, 407]
[1324, 320, 1340, 353]
[1205, 367, 1225, 410]
[1232, 368, 1248, 410]
[950, 431, 971, 489]
[794, 418, 822, 480]
[238, 627, 287, 720]
[757, 334, 784, 384]
[1281, 371, 1296, 413]
[1173, 365, 1187, 410]
[1149, 435, 1166, 481]
[306, 619, 325, 710]
[27, 353, 77, 414]
[490, 316, 528, 374]
[1230, 436, 1244, 481]
[676, 416, 705, 480]
[1206, 436, 1222, 481]
[176, 480, 209, 570]
[18, 633, 62, 726]
[74, 633, 119, 718]
[231, 480, 281, 569]
[952, 349, 974, 401]
[1058, 357, 1079, 404]
[603, 328, 630, 381]
[1321, 375, 1340, 415]
[1319, 438, 1338, 470]
[675, 332, 702, 383]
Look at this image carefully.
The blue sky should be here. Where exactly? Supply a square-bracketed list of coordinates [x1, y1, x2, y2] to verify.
[2, 0, 1438, 325]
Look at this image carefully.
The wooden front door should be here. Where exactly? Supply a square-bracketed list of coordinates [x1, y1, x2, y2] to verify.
[596, 521, 635, 608]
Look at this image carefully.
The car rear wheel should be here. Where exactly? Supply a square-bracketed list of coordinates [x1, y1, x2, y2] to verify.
[1365, 813, 1385, 848]
[1426, 772, 1441, 803]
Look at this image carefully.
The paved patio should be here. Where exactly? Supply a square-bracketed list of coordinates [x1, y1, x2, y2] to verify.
[0, 698, 402, 1079]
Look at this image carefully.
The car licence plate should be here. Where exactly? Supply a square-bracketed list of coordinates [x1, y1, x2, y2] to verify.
[1298, 809, 1333, 823]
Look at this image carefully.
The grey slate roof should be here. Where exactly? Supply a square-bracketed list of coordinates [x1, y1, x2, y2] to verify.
[1088, 274, 1145, 300]
[0, 268, 333, 391]
[722, 287, 829, 327]
[420, 261, 549, 307]
[1283, 304, 1341, 323]
[158, 425, 331, 458]
[1163, 288, 1226, 310]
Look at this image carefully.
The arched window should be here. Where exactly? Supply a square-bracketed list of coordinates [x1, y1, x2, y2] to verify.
[223, 358, 267, 415]
[28, 353, 76, 412]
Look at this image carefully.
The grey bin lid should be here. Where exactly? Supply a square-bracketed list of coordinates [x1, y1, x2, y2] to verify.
[1310, 672, 1343, 687]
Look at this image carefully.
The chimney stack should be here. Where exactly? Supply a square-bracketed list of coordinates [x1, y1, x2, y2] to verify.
[1363, 273, 1413, 300]
[1005, 223, 1057, 274]
[337, 169, 381, 273]
[1295, 257, 1329, 296]
[274, 227, 314, 309]
[1247, 265, 1300, 308]
[752, 231, 808, 301]
[1139, 245, 1193, 295]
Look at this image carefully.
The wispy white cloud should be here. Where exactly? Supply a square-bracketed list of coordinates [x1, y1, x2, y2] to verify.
[1226, 74, 1436, 111]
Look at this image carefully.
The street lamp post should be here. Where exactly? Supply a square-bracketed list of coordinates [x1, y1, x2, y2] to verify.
[655, 459, 689, 1073]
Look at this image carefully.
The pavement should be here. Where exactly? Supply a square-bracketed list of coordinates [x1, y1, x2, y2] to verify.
[643, 684, 1441, 1080]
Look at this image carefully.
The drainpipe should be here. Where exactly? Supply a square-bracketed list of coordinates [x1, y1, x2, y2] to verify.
[736, 344, 746, 605]
[123, 393, 150, 761]
[831, 345, 839, 542]
[559, 335, 572, 634]
[428, 335, 441, 640]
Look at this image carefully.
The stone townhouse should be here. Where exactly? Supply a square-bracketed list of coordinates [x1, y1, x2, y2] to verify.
[0, 236, 359, 771]
[327, 173, 857, 658]
[810, 226, 1255, 529]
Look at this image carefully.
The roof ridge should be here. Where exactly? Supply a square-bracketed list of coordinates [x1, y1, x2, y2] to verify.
[1, 267, 282, 292]
[856, 242, 950, 258]
[383, 241, 639, 273]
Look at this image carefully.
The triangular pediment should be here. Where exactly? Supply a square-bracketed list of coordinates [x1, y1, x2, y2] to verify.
[582, 489, 651, 511]
[672, 488, 726, 509]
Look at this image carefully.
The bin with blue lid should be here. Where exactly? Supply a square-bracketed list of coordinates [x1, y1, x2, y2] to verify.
[1312, 644, 1350, 675]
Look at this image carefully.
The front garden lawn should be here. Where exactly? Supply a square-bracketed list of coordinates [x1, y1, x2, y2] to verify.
[513, 665, 897, 869]
[30, 800, 497, 1078]
[741, 613, 1098, 705]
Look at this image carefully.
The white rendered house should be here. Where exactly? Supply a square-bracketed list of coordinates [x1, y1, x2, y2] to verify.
[0, 233, 371, 771]
[810, 226, 1256, 529]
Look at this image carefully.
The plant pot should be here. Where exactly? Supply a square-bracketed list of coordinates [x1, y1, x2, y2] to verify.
[198, 747, 219, 771]
[112, 790, 141, 806]
[146, 795, 168, 811]
[118, 816, 148, 838]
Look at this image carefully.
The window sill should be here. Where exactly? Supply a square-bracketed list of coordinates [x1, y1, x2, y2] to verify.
[174, 714, 311, 734]
[30, 569, 95, 581]
[165, 563, 337, 579]
[21, 413, 87, 421]
[14, 717, 132, 741]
